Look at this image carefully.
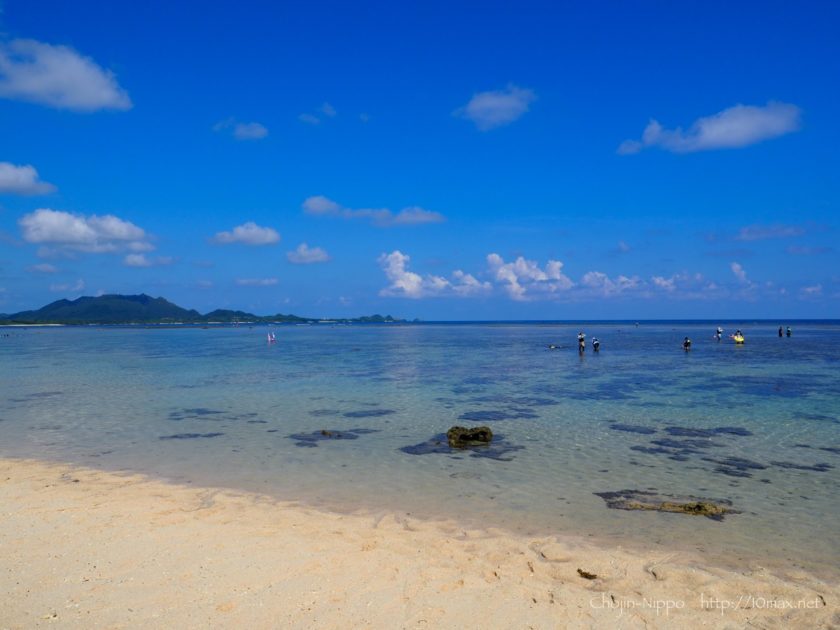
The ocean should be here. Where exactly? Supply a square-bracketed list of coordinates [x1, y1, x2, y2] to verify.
[3, 321, 839, 575]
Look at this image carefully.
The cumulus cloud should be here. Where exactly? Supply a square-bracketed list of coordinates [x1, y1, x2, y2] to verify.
[211, 222, 280, 246]
[378, 251, 490, 298]
[287, 243, 330, 264]
[579, 271, 642, 296]
[735, 223, 806, 241]
[18, 208, 152, 254]
[123, 253, 173, 267]
[618, 101, 801, 154]
[0, 162, 56, 195]
[236, 277, 278, 286]
[213, 118, 268, 140]
[730, 261, 749, 284]
[377, 250, 771, 303]
[486, 253, 573, 301]
[454, 84, 536, 131]
[652, 275, 676, 291]
[0, 39, 131, 111]
[49, 278, 85, 293]
[302, 196, 444, 227]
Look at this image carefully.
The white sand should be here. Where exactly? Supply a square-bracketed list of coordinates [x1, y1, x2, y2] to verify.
[1, 458, 837, 629]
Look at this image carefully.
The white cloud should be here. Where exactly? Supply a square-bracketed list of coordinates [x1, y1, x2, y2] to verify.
[233, 122, 268, 140]
[213, 118, 268, 140]
[389, 206, 446, 225]
[454, 84, 536, 131]
[730, 261, 748, 284]
[735, 223, 805, 241]
[652, 275, 676, 291]
[378, 251, 490, 298]
[616, 241, 631, 253]
[27, 262, 58, 273]
[801, 284, 822, 297]
[298, 103, 337, 125]
[287, 243, 330, 264]
[302, 196, 444, 227]
[0, 39, 131, 111]
[123, 254, 151, 267]
[49, 278, 85, 293]
[579, 271, 642, 296]
[450, 270, 492, 297]
[0, 162, 56, 195]
[618, 101, 801, 154]
[486, 253, 573, 301]
[236, 278, 278, 286]
[196, 280, 213, 289]
[298, 113, 320, 125]
[18, 208, 152, 254]
[123, 253, 173, 267]
[211, 222, 280, 246]
[302, 195, 342, 215]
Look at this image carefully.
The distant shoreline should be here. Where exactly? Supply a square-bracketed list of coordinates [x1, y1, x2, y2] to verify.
[3, 319, 840, 327]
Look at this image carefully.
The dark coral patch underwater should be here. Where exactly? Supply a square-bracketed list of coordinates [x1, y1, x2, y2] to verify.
[458, 409, 538, 422]
[400, 432, 524, 461]
[610, 424, 657, 435]
[287, 428, 380, 447]
[160, 432, 224, 440]
[343, 409, 396, 418]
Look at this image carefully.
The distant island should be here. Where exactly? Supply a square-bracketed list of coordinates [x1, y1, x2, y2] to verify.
[0, 294, 407, 325]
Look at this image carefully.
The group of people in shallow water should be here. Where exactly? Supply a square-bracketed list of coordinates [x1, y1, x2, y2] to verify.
[552, 325, 795, 354]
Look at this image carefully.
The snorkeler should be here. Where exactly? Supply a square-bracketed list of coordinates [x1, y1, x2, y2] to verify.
[577, 331, 586, 353]
[592, 337, 600, 352]
[683, 336, 692, 351]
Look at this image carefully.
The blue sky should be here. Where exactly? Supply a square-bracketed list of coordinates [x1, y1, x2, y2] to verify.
[1, 0, 838, 319]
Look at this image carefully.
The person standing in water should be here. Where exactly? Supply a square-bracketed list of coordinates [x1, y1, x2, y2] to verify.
[779, 326, 784, 337]
[577, 331, 586, 353]
[683, 336, 692, 351]
[592, 337, 600, 352]
[715, 326, 723, 341]
[787, 326, 792, 337]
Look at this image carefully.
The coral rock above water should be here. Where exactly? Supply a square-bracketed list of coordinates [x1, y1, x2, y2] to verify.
[447, 426, 494, 448]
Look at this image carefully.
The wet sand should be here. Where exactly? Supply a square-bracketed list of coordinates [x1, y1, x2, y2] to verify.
[1, 457, 837, 629]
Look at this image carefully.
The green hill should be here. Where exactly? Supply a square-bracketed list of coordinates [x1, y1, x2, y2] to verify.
[3, 294, 201, 324]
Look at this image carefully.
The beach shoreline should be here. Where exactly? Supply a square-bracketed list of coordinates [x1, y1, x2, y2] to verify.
[2, 457, 837, 628]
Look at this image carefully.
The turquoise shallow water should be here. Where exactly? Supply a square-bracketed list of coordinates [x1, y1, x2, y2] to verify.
[2, 322, 839, 575]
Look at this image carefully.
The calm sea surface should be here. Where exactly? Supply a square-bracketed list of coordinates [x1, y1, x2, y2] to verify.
[3, 322, 839, 575]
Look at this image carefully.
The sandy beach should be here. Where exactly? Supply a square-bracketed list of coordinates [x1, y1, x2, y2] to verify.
[1, 458, 837, 629]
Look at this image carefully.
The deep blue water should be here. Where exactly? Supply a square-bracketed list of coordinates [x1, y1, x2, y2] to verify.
[2, 322, 839, 574]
